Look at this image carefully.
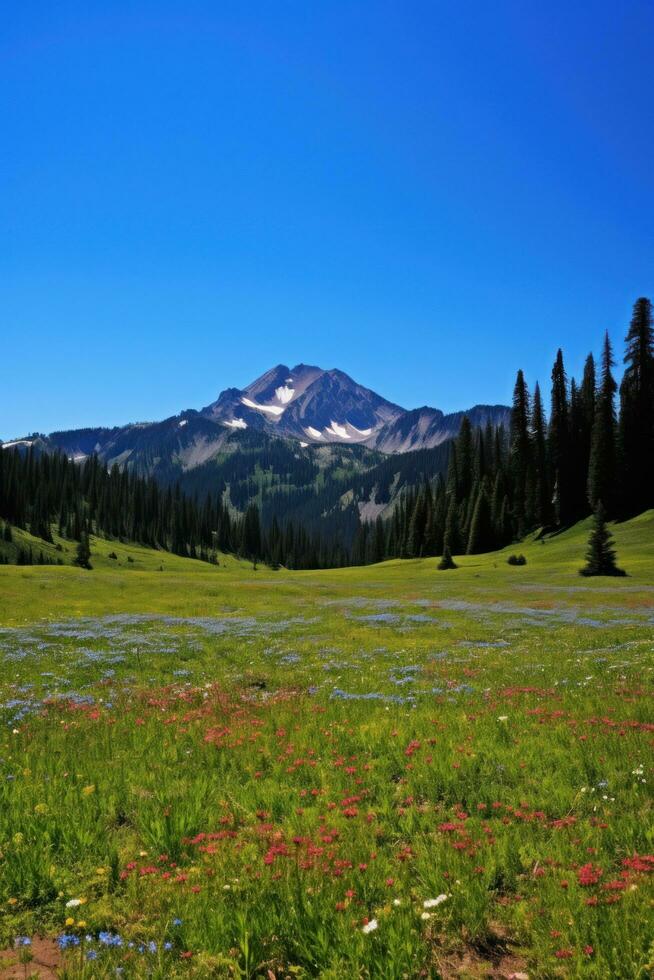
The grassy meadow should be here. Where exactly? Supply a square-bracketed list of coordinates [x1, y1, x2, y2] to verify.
[1, 514, 653, 977]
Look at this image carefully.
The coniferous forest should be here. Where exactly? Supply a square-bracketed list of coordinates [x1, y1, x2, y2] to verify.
[371, 297, 653, 565]
[1, 297, 652, 569]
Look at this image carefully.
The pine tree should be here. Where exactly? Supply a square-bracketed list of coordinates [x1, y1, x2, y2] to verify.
[619, 297, 654, 516]
[509, 370, 532, 536]
[456, 416, 474, 501]
[580, 502, 625, 577]
[588, 332, 617, 515]
[568, 378, 588, 521]
[580, 353, 596, 472]
[466, 479, 494, 554]
[443, 495, 462, 555]
[549, 349, 571, 525]
[531, 382, 550, 527]
[407, 486, 428, 557]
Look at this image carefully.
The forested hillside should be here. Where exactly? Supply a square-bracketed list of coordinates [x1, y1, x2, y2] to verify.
[385, 297, 654, 564]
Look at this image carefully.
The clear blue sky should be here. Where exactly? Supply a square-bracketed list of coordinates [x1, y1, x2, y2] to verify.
[2, 1, 653, 438]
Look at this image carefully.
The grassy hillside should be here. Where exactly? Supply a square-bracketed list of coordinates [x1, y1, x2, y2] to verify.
[1, 511, 652, 626]
[0, 513, 653, 977]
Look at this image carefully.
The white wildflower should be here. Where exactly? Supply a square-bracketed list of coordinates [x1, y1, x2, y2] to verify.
[362, 918, 378, 934]
[423, 894, 449, 908]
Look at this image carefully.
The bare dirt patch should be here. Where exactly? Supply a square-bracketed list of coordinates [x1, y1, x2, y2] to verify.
[0, 938, 61, 979]
[433, 928, 530, 979]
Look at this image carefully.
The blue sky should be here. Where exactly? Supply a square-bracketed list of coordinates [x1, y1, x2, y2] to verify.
[2, 1, 653, 438]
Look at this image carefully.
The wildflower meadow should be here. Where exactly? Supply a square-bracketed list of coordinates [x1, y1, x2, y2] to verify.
[1, 513, 653, 977]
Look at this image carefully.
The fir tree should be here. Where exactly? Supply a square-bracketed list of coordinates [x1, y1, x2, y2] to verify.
[619, 297, 654, 516]
[456, 416, 474, 501]
[466, 479, 493, 554]
[580, 502, 625, 577]
[580, 353, 596, 469]
[549, 349, 571, 525]
[443, 495, 462, 555]
[568, 378, 589, 521]
[588, 332, 617, 515]
[509, 369, 532, 536]
[531, 382, 550, 527]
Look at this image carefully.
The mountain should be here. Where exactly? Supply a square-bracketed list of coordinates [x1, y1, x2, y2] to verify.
[201, 362, 508, 451]
[1, 365, 509, 543]
[4, 363, 508, 462]
[201, 363, 405, 445]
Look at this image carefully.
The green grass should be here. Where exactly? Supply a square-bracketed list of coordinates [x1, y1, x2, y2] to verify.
[1, 515, 653, 977]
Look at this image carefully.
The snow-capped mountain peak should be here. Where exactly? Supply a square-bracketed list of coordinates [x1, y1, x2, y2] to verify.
[196, 362, 510, 451]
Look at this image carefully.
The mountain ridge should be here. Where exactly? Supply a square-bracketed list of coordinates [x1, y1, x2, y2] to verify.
[2, 362, 510, 471]
[198, 362, 508, 451]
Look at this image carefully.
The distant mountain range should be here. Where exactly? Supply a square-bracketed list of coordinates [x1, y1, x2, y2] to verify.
[2, 365, 509, 543]
[3, 362, 509, 464]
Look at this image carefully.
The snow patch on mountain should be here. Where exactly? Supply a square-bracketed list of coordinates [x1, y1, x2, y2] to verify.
[274, 385, 295, 404]
[327, 421, 350, 439]
[241, 397, 285, 417]
[224, 418, 248, 429]
[305, 426, 323, 440]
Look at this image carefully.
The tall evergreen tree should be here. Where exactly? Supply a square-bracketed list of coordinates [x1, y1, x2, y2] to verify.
[580, 353, 596, 470]
[509, 370, 532, 536]
[568, 378, 589, 521]
[466, 478, 494, 554]
[549, 349, 571, 525]
[588, 332, 617, 515]
[531, 382, 550, 527]
[443, 495, 462, 556]
[619, 297, 654, 516]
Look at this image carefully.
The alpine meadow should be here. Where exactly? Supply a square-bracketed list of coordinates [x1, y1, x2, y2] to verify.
[1, 301, 654, 978]
[3, 4, 654, 978]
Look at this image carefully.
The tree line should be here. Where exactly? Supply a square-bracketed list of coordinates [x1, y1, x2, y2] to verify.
[352, 296, 653, 563]
[0, 449, 345, 569]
